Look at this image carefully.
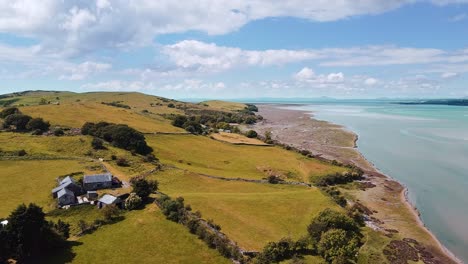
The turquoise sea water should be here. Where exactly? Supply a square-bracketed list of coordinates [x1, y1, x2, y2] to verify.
[286, 102, 468, 263]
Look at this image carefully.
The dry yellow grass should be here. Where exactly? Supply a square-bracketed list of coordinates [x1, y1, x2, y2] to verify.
[211, 132, 269, 145]
[200, 100, 247, 111]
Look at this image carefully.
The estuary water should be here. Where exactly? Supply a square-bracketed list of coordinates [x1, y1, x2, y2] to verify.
[288, 102, 468, 263]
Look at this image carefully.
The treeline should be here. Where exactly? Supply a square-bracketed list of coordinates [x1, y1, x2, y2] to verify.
[81, 122, 153, 155]
[0, 204, 70, 263]
[155, 195, 244, 262]
[312, 170, 364, 187]
[255, 208, 364, 264]
[0, 107, 50, 134]
[167, 104, 262, 134]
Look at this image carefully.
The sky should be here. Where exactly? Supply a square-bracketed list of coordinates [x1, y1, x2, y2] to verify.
[0, 1, 468, 99]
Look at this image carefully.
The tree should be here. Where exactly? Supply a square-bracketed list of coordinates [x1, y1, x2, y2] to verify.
[91, 137, 105, 150]
[0, 107, 20, 118]
[131, 177, 158, 200]
[54, 219, 70, 239]
[116, 157, 129, 166]
[307, 209, 360, 242]
[125, 193, 143, 210]
[171, 115, 187, 128]
[26, 118, 50, 132]
[317, 229, 359, 263]
[4, 114, 32, 130]
[246, 130, 258, 138]
[264, 131, 273, 143]
[101, 204, 120, 221]
[4, 203, 67, 262]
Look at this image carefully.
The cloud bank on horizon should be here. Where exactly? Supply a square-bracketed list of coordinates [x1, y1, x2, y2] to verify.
[0, 0, 468, 98]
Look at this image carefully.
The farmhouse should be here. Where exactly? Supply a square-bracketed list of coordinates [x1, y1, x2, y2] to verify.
[97, 194, 122, 209]
[83, 173, 113, 191]
[57, 188, 75, 206]
[51, 176, 82, 198]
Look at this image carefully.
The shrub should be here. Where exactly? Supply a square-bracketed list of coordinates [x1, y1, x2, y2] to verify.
[125, 193, 143, 210]
[17, 149, 27, 156]
[307, 209, 360, 242]
[317, 229, 359, 263]
[101, 204, 120, 222]
[111, 155, 117, 160]
[91, 137, 105, 150]
[0, 107, 20, 118]
[53, 128, 64, 136]
[167, 103, 175, 108]
[26, 118, 50, 132]
[246, 130, 258, 138]
[4, 114, 32, 130]
[116, 157, 129, 167]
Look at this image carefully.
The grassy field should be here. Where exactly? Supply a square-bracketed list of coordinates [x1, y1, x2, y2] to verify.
[150, 169, 340, 250]
[211, 132, 269, 145]
[147, 134, 347, 182]
[0, 160, 94, 216]
[48, 205, 230, 264]
[199, 100, 247, 111]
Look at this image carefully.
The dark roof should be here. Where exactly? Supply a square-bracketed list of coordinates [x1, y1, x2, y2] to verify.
[83, 173, 112, 184]
[52, 181, 74, 194]
[59, 176, 75, 185]
[57, 188, 74, 198]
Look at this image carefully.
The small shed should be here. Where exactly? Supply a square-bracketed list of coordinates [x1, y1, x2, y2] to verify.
[83, 173, 113, 191]
[57, 188, 75, 206]
[87, 191, 98, 200]
[97, 194, 122, 209]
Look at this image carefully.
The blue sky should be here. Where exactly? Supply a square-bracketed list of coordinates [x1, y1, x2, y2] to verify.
[0, 1, 468, 99]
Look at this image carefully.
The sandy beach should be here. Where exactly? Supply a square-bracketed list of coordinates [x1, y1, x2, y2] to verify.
[250, 104, 462, 264]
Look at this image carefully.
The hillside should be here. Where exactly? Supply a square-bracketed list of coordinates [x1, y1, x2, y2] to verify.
[0, 91, 378, 264]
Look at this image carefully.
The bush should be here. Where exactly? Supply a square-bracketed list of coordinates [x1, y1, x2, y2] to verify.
[307, 209, 360, 242]
[53, 128, 64, 136]
[4, 114, 32, 130]
[167, 103, 175, 108]
[246, 130, 258, 138]
[17, 149, 27, 156]
[130, 177, 158, 200]
[317, 229, 359, 263]
[0, 107, 20, 118]
[125, 193, 143, 210]
[26, 118, 50, 132]
[116, 157, 129, 167]
[101, 204, 120, 222]
[91, 137, 105, 150]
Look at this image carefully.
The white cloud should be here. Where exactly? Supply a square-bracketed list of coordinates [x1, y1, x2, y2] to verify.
[294, 67, 345, 84]
[449, 13, 467, 22]
[364, 77, 379, 85]
[0, 1, 467, 56]
[441, 72, 459, 78]
[294, 67, 315, 81]
[81, 80, 148, 91]
[163, 40, 320, 72]
[59, 61, 111, 80]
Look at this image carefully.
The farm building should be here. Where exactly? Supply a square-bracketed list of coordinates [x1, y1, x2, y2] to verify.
[87, 191, 98, 200]
[97, 194, 122, 209]
[57, 188, 76, 206]
[83, 173, 113, 191]
[51, 176, 82, 198]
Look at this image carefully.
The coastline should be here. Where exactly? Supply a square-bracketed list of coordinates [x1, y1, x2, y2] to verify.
[250, 104, 462, 264]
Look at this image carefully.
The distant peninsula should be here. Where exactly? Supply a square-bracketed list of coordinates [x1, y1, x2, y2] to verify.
[398, 99, 468, 106]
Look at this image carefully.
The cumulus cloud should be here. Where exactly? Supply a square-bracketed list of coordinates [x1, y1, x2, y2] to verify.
[59, 61, 111, 80]
[294, 67, 345, 84]
[0, 0, 467, 56]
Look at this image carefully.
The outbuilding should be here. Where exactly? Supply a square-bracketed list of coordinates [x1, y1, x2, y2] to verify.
[97, 194, 122, 209]
[83, 173, 113, 191]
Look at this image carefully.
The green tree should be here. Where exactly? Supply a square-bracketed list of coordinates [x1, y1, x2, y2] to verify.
[26, 118, 50, 132]
[0, 107, 20, 118]
[54, 127, 65, 136]
[246, 130, 258, 138]
[125, 193, 143, 210]
[101, 204, 120, 221]
[131, 177, 158, 200]
[91, 137, 105, 150]
[317, 229, 359, 263]
[172, 115, 188, 127]
[307, 209, 360, 242]
[4, 114, 32, 130]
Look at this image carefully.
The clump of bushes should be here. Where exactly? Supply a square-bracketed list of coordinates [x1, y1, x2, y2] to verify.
[53, 127, 64, 136]
[101, 101, 131, 109]
[81, 122, 153, 155]
[91, 137, 105, 150]
[125, 193, 143, 210]
[312, 170, 364, 187]
[116, 157, 129, 167]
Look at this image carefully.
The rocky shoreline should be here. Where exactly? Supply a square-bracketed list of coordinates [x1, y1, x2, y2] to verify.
[250, 104, 462, 264]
